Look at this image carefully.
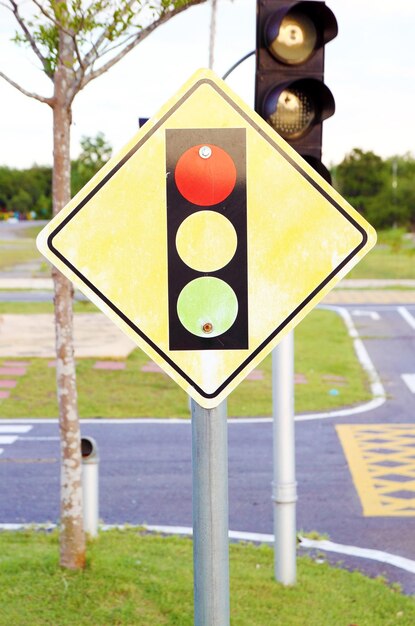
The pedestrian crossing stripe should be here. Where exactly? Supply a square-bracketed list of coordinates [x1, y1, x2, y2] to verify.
[0, 426, 32, 455]
[0, 436, 18, 445]
[402, 374, 415, 394]
[337, 424, 415, 516]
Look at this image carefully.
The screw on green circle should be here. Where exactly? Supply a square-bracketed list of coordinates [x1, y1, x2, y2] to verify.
[177, 277, 238, 338]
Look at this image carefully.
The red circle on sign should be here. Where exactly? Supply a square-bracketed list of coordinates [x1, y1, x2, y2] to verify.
[175, 144, 237, 206]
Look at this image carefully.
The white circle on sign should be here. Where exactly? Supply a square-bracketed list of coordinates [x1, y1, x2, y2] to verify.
[175, 210, 237, 273]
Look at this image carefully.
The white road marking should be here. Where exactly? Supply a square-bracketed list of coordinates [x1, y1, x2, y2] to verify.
[398, 306, 415, 331]
[352, 310, 380, 320]
[139, 527, 415, 575]
[299, 305, 386, 421]
[0, 436, 18, 445]
[299, 537, 415, 575]
[402, 374, 415, 394]
[21, 436, 59, 441]
[0, 522, 414, 575]
[0, 426, 33, 455]
[0, 426, 32, 434]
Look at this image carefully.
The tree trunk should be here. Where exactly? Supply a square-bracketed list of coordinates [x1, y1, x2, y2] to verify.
[52, 75, 86, 569]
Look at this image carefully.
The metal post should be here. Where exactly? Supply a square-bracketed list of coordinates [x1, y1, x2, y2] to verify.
[272, 331, 297, 585]
[81, 437, 99, 537]
[191, 399, 230, 626]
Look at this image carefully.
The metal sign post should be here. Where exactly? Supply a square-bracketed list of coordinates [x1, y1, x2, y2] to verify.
[191, 399, 230, 626]
[272, 331, 297, 585]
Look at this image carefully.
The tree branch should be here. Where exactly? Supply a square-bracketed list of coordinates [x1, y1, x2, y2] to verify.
[87, 29, 137, 62]
[0, 70, 53, 105]
[80, 1, 135, 71]
[7, 0, 54, 79]
[31, 0, 83, 59]
[79, 0, 205, 91]
[71, 31, 86, 74]
[31, 0, 57, 24]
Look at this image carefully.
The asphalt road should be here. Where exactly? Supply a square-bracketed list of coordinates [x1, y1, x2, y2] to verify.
[1, 303, 415, 591]
[0, 290, 87, 302]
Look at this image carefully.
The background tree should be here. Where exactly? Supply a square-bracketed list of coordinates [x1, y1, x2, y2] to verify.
[10, 188, 32, 213]
[0, 134, 110, 217]
[335, 149, 415, 230]
[71, 132, 112, 195]
[0, 165, 52, 217]
[0, 167, 19, 213]
[335, 148, 388, 217]
[383, 154, 415, 229]
[0, 0, 204, 570]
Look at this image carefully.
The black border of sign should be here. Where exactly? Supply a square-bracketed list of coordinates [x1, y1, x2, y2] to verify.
[47, 78, 367, 400]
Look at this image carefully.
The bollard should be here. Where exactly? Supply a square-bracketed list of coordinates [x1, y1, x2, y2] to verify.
[81, 436, 99, 537]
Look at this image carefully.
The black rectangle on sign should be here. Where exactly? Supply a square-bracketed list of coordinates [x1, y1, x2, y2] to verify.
[166, 128, 248, 351]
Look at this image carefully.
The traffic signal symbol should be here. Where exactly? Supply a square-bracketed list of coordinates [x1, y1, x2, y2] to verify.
[255, 0, 337, 180]
[166, 128, 248, 351]
[175, 143, 237, 206]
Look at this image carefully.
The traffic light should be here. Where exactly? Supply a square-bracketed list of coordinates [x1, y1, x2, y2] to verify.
[166, 128, 248, 351]
[255, 0, 337, 181]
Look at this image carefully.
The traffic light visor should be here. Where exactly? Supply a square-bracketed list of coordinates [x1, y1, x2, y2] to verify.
[263, 78, 335, 140]
[264, 2, 338, 65]
[266, 9, 317, 64]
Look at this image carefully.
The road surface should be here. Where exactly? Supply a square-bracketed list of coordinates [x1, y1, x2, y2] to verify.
[1, 303, 415, 591]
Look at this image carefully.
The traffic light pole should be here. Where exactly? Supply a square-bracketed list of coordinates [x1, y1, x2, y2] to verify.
[272, 331, 297, 585]
[191, 398, 230, 626]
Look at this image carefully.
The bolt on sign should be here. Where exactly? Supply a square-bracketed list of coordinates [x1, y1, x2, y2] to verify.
[37, 68, 376, 409]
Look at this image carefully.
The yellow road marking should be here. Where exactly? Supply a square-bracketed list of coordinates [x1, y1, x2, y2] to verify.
[336, 424, 415, 516]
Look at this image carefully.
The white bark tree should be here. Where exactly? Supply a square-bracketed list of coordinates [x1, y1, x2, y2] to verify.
[0, 0, 205, 570]
[208, 0, 217, 69]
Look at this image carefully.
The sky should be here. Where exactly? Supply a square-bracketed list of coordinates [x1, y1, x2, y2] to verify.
[0, 0, 414, 169]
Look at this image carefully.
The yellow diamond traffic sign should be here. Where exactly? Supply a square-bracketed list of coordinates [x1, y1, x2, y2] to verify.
[37, 68, 376, 409]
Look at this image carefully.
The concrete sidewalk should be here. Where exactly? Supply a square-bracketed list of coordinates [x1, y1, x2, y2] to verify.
[1, 277, 415, 305]
[2, 277, 415, 291]
[0, 313, 135, 358]
[324, 289, 415, 304]
[1, 278, 414, 358]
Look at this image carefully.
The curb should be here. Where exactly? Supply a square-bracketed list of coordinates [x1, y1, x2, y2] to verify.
[1, 522, 414, 575]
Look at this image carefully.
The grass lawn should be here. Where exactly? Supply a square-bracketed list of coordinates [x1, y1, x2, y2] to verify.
[1, 225, 415, 280]
[0, 300, 98, 314]
[347, 247, 415, 279]
[12, 224, 45, 239]
[0, 309, 371, 418]
[0, 238, 43, 271]
[347, 229, 415, 279]
[0, 224, 45, 271]
[0, 530, 413, 625]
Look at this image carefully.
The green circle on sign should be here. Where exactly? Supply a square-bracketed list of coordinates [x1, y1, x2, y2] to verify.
[176, 211, 237, 272]
[177, 277, 238, 338]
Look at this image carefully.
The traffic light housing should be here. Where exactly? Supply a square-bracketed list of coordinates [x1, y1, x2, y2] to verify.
[166, 128, 248, 351]
[255, 0, 337, 181]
